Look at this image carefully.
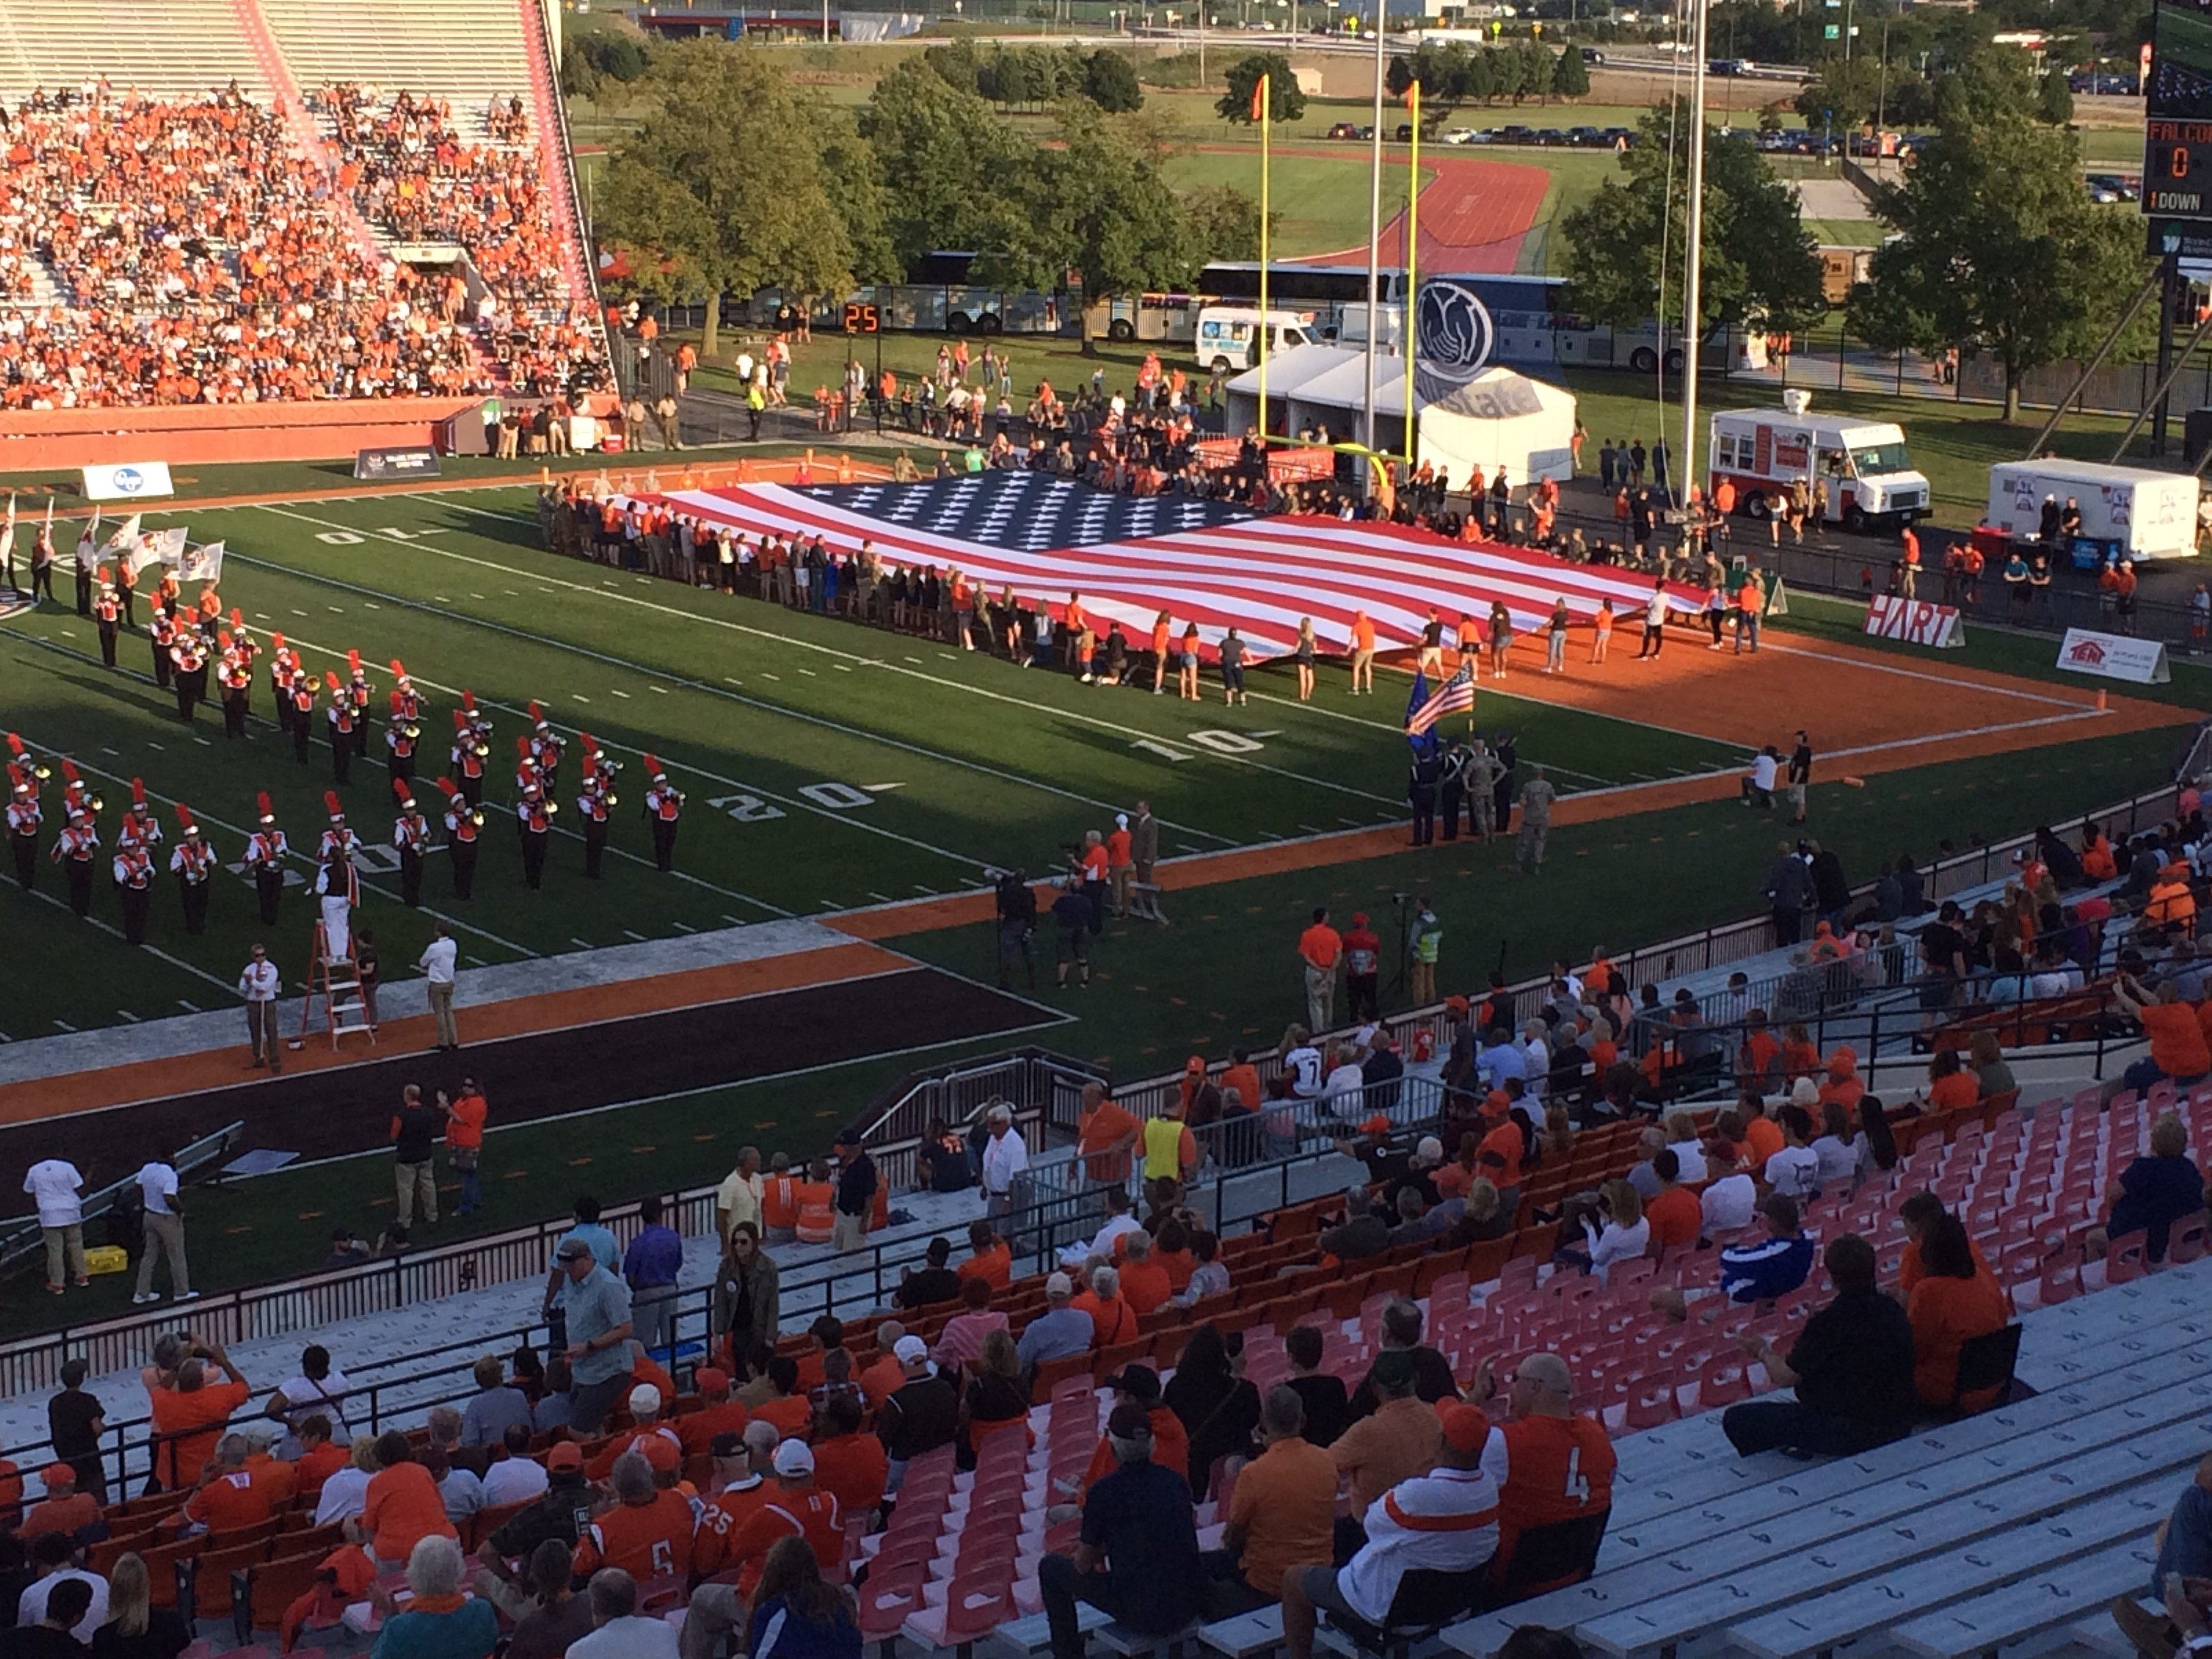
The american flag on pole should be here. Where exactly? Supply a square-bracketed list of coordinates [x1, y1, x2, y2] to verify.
[1405, 661, 1476, 737]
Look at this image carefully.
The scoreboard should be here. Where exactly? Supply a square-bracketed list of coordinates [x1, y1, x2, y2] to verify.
[2147, 0, 2212, 249]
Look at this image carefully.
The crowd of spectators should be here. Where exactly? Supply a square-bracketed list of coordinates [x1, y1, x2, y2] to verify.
[0, 78, 603, 411]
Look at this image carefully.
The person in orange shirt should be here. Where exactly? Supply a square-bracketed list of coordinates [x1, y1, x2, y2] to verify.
[1454, 611, 1482, 674]
[808, 1394, 888, 1522]
[149, 1337, 253, 1492]
[1071, 1366, 1189, 1496]
[1116, 1232, 1173, 1316]
[172, 1437, 283, 1536]
[676, 1368, 752, 1459]
[2117, 972, 2212, 1092]
[1071, 1264, 1139, 1349]
[1107, 814, 1134, 919]
[1151, 1218, 1197, 1292]
[572, 1452, 696, 1582]
[1466, 1352, 1617, 1595]
[288, 1415, 350, 1500]
[1779, 1022, 1821, 1085]
[1350, 610, 1377, 695]
[20, 1465, 99, 1543]
[1644, 1150, 1703, 1250]
[442, 1079, 488, 1216]
[1817, 1047, 1865, 1115]
[1925, 1048, 1979, 1111]
[1076, 1082, 1141, 1185]
[760, 1153, 801, 1243]
[1738, 1011, 1784, 1094]
[349, 1432, 458, 1568]
[1906, 1213, 2009, 1410]
[1742, 1099, 1786, 1170]
[1590, 598, 1614, 664]
[957, 1219, 1012, 1290]
[1151, 611, 1174, 695]
[1298, 907, 1343, 1033]
[1220, 1049, 1264, 1123]
[750, 1357, 814, 1439]
[794, 1158, 836, 1246]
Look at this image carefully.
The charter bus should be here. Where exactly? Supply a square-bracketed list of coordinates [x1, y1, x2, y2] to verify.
[1195, 263, 1762, 374]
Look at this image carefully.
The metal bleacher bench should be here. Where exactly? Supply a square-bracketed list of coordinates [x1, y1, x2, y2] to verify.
[1441, 1261, 2212, 1659]
[1197, 1608, 1285, 1659]
[994, 1605, 1112, 1658]
[1889, 1534, 2161, 1659]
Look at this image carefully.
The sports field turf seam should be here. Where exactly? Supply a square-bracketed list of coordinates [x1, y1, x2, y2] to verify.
[249, 501, 1419, 815]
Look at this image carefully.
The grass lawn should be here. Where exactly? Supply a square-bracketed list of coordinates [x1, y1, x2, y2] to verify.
[1160, 150, 1435, 258]
[1803, 217, 1883, 247]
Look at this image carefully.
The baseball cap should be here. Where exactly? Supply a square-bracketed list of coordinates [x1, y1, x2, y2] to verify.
[640, 1434, 681, 1473]
[1103, 1364, 1161, 1404]
[546, 1443, 584, 1471]
[1370, 1350, 1416, 1390]
[773, 1439, 817, 1477]
[1045, 1271, 1073, 1296]
[40, 1463, 73, 1488]
[628, 1383, 660, 1417]
[1440, 1404, 1491, 1453]
[554, 1237, 594, 1263]
[1361, 1113, 1391, 1136]
[694, 1367, 731, 1397]
[708, 1432, 747, 1460]
[1351, 911, 1369, 926]
[1106, 1402, 1153, 1441]
[893, 1335, 929, 1365]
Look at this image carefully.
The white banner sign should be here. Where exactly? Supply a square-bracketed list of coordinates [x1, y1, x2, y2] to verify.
[1864, 595, 1964, 649]
[2057, 627, 2170, 684]
[81, 462, 173, 503]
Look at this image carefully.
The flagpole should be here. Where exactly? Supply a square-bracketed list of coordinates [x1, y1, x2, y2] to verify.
[1403, 77, 1418, 471]
[1258, 70, 1271, 449]
[1362, 6, 1384, 468]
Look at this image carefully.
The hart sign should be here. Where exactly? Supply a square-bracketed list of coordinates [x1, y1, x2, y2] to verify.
[81, 462, 174, 502]
[2057, 628, 2171, 684]
[1863, 595, 1964, 648]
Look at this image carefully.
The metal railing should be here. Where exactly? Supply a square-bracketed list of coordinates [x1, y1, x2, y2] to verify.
[0, 1122, 243, 1276]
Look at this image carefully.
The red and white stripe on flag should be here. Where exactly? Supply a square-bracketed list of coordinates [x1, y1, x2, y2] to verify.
[1407, 665, 1477, 735]
[628, 484, 1713, 665]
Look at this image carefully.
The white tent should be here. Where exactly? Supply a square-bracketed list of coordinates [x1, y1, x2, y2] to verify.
[1224, 344, 1579, 489]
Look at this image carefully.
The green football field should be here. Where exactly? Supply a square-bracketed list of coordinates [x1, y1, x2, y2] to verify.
[0, 477, 2198, 1322]
[0, 482, 1760, 1039]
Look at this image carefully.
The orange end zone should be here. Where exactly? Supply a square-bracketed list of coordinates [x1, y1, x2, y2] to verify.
[0, 937, 911, 1127]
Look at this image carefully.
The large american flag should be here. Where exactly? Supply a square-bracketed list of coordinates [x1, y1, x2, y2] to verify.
[625, 474, 1710, 662]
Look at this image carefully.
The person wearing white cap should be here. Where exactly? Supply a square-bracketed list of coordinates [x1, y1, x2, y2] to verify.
[1107, 813, 1134, 919]
[678, 1441, 844, 1659]
[1017, 1271, 1093, 1384]
[877, 1335, 959, 1492]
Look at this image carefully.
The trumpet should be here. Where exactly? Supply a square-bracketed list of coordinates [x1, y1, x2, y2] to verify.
[87, 794, 105, 814]
[605, 792, 619, 808]
[546, 801, 559, 817]
[470, 810, 485, 827]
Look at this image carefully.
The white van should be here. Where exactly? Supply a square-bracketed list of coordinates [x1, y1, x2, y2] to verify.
[1195, 306, 1318, 374]
[1708, 390, 1930, 530]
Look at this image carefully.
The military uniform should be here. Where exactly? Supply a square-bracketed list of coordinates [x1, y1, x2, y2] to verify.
[1408, 752, 1441, 847]
[243, 796, 289, 925]
[441, 777, 482, 899]
[575, 739, 618, 878]
[112, 845, 155, 941]
[516, 786, 552, 889]
[1438, 743, 1469, 842]
[642, 756, 682, 873]
[94, 577, 121, 667]
[52, 812, 99, 916]
[1517, 769, 1558, 873]
[6, 766, 41, 890]
[1465, 743, 1500, 840]
[169, 812, 216, 935]
[391, 779, 429, 907]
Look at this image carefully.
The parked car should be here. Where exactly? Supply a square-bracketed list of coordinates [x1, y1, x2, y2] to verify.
[1602, 126, 1635, 148]
[2085, 172, 2141, 201]
[1496, 123, 1537, 144]
[1580, 45, 1606, 62]
[1327, 121, 1359, 139]
[1534, 127, 1568, 145]
[1566, 125, 1605, 146]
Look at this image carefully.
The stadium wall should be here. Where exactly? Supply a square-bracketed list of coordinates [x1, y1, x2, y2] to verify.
[0, 398, 486, 471]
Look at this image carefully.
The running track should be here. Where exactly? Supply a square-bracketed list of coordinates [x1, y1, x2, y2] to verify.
[1275, 149, 1553, 272]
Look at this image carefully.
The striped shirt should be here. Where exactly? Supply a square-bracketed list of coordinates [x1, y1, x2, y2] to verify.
[1335, 1465, 1500, 1623]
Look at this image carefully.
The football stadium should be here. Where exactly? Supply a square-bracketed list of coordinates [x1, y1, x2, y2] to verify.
[2, 1, 2211, 1658]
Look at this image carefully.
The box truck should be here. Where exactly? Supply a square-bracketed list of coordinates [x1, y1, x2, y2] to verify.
[1708, 390, 1931, 530]
[1984, 459, 2200, 565]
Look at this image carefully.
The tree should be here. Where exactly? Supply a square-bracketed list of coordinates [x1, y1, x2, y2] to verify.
[1218, 54, 1305, 123]
[2036, 66, 2076, 124]
[593, 43, 861, 358]
[1561, 100, 1826, 337]
[1462, 48, 1498, 104]
[1849, 98, 2148, 419]
[1551, 45, 1590, 99]
[1793, 56, 1885, 130]
[922, 37, 982, 94]
[1183, 183, 1265, 261]
[1519, 41, 1554, 104]
[1082, 48, 1145, 112]
[863, 60, 1046, 277]
[1025, 102, 1200, 351]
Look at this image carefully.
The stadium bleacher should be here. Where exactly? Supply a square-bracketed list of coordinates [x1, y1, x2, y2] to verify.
[0, 0, 604, 411]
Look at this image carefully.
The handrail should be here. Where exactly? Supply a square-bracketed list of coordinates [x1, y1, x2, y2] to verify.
[0, 781, 2177, 1409]
[0, 1121, 243, 1274]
